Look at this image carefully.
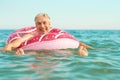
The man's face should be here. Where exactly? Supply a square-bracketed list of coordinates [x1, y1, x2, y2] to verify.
[35, 16, 50, 35]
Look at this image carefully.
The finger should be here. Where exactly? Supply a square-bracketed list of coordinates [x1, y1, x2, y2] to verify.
[16, 50, 19, 55]
[86, 45, 94, 49]
[80, 42, 94, 49]
[16, 48, 24, 56]
[19, 48, 25, 55]
[78, 46, 88, 56]
[83, 48, 88, 56]
[78, 46, 84, 56]
[83, 47, 88, 53]
[20, 48, 25, 55]
[16, 49, 20, 55]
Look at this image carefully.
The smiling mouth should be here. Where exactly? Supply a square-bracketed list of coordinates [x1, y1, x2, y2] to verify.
[39, 29, 44, 31]
[38, 29, 46, 33]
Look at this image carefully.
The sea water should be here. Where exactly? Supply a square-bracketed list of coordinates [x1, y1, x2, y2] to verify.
[0, 29, 120, 80]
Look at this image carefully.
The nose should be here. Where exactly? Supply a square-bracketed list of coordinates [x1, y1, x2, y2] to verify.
[40, 23, 44, 28]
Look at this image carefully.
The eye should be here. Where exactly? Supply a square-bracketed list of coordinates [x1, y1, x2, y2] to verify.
[38, 22, 41, 25]
[43, 21, 46, 25]
[36, 22, 41, 25]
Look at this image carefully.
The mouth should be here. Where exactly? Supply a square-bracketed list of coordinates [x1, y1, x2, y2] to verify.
[39, 28, 45, 31]
[37, 29, 47, 34]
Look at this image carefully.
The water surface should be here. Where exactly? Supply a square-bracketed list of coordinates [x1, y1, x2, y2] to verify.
[0, 29, 120, 80]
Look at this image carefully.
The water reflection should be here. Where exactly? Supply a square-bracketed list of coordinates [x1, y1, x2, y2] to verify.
[30, 59, 58, 74]
[24, 49, 73, 75]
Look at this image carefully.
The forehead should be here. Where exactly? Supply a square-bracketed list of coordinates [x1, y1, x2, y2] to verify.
[35, 16, 50, 23]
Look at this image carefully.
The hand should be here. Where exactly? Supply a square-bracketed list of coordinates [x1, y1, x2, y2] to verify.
[1, 44, 12, 52]
[16, 48, 25, 55]
[78, 46, 88, 56]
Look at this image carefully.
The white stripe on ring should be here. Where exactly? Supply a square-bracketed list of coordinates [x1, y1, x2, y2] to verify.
[39, 34, 46, 42]
[55, 33, 64, 39]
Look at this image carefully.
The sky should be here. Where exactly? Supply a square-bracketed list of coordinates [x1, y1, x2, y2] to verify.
[0, 0, 120, 30]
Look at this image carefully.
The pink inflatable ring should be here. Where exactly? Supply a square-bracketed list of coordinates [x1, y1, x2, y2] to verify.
[7, 26, 79, 50]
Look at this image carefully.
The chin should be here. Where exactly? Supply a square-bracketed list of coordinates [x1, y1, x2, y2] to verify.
[38, 30, 48, 34]
[40, 31, 47, 35]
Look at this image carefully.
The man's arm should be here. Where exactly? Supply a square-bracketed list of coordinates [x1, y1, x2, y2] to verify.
[79, 42, 93, 49]
[2, 34, 34, 52]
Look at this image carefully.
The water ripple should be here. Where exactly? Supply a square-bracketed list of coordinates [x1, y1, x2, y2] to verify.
[0, 30, 120, 80]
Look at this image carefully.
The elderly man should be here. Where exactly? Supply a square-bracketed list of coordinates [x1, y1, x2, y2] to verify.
[2, 13, 92, 56]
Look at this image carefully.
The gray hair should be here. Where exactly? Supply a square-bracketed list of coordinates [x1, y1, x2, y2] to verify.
[34, 13, 50, 21]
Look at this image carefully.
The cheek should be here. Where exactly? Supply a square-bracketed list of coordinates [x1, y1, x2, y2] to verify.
[36, 24, 39, 28]
[45, 23, 50, 28]
[46, 25, 50, 30]
[36, 26, 40, 29]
